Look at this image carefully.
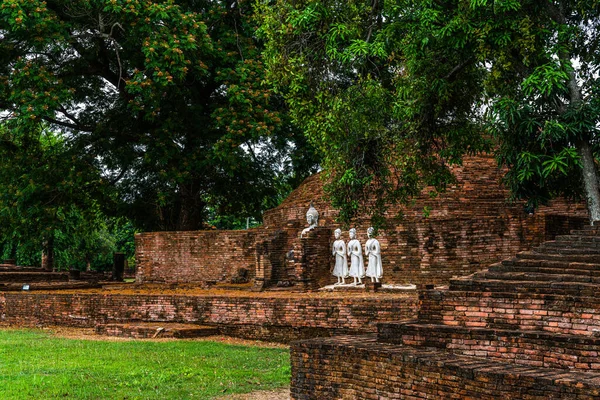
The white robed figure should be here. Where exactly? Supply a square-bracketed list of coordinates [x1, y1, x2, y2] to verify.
[347, 228, 365, 285]
[331, 229, 348, 285]
[365, 227, 383, 282]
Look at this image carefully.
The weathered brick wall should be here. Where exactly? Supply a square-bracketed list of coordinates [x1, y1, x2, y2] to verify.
[0, 292, 417, 343]
[291, 336, 600, 399]
[380, 322, 600, 371]
[264, 154, 588, 285]
[282, 228, 333, 289]
[136, 154, 587, 286]
[418, 290, 600, 336]
[135, 230, 260, 284]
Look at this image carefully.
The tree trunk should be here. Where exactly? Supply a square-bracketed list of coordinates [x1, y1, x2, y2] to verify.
[9, 242, 17, 260]
[565, 63, 600, 224]
[576, 138, 600, 224]
[42, 234, 55, 271]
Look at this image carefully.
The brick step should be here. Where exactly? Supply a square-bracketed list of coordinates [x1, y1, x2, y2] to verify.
[569, 227, 600, 236]
[0, 271, 69, 283]
[449, 277, 600, 296]
[95, 322, 220, 339]
[378, 322, 600, 371]
[418, 289, 600, 336]
[473, 270, 600, 284]
[543, 239, 600, 249]
[555, 234, 600, 244]
[534, 245, 600, 255]
[489, 265, 600, 278]
[516, 251, 600, 264]
[496, 258, 600, 273]
[292, 335, 600, 399]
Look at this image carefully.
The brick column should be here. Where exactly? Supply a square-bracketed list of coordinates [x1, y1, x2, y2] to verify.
[296, 227, 333, 290]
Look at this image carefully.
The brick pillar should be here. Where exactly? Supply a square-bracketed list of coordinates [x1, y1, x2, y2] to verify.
[296, 227, 332, 290]
[253, 230, 287, 291]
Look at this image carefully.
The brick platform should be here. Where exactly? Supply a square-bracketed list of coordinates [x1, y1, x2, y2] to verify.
[291, 226, 600, 398]
[292, 336, 600, 399]
[0, 291, 417, 343]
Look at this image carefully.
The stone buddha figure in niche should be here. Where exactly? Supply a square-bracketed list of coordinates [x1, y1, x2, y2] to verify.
[365, 227, 383, 282]
[301, 202, 319, 238]
[331, 228, 348, 285]
[347, 228, 365, 285]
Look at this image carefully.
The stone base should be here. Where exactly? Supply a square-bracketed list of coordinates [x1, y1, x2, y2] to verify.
[96, 322, 219, 339]
[364, 281, 382, 292]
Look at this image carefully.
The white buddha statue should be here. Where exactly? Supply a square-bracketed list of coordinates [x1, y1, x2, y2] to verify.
[300, 202, 319, 238]
[347, 228, 365, 285]
[331, 229, 348, 285]
[365, 227, 382, 283]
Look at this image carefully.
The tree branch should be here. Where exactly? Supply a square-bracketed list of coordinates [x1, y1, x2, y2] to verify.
[444, 57, 474, 81]
[41, 115, 94, 133]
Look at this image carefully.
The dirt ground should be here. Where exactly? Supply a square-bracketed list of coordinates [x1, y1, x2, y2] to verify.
[215, 388, 290, 400]
[1, 325, 288, 349]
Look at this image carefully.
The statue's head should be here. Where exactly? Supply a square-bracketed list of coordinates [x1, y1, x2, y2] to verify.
[367, 227, 375, 238]
[334, 228, 341, 239]
[306, 201, 319, 226]
[349, 228, 356, 239]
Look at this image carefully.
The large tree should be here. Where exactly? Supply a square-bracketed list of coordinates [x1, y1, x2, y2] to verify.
[0, 0, 317, 231]
[258, 0, 600, 224]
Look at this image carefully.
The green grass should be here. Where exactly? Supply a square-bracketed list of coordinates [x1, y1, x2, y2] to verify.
[0, 329, 290, 399]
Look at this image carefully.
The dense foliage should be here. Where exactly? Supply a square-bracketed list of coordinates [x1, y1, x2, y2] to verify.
[258, 0, 600, 224]
[0, 0, 319, 265]
[0, 0, 318, 234]
[0, 127, 134, 269]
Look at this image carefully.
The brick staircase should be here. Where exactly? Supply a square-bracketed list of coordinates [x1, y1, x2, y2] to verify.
[291, 226, 600, 399]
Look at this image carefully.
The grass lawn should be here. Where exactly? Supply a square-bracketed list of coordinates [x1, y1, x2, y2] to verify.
[0, 329, 290, 399]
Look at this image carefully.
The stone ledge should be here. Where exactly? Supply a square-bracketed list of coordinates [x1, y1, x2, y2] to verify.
[96, 322, 219, 339]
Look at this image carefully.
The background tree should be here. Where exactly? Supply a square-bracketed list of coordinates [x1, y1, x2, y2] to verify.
[258, 0, 600, 224]
[0, 0, 318, 233]
[0, 126, 115, 269]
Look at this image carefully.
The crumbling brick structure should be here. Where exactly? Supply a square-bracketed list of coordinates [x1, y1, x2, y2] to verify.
[136, 154, 587, 288]
[290, 226, 600, 398]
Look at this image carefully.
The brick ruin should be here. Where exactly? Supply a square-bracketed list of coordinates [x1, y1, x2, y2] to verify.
[290, 226, 600, 399]
[135, 154, 587, 288]
[2, 152, 600, 399]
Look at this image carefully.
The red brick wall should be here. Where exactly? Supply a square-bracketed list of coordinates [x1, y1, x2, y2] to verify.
[0, 292, 417, 342]
[136, 154, 588, 286]
[263, 154, 588, 285]
[417, 290, 600, 336]
[135, 230, 259, 284]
